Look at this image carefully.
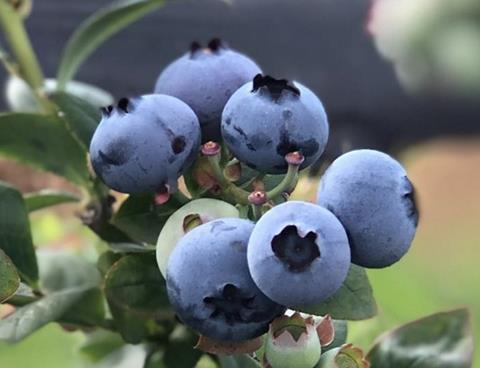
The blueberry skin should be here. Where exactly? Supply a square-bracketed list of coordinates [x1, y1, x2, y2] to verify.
[89, 94, 201, 194]
[154, 44, 261, 142]
[317, 149, 419, 268]
[247, 201, 351, 307]
[221, 79, 329, 174]
[166, 218, 285, 341]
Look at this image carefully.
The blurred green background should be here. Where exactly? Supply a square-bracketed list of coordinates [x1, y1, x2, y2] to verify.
[1, 138, 479, 367]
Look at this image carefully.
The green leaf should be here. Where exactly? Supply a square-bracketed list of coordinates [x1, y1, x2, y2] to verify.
[367, 309, 474, 368]
[323, 320, 348, 353]
[218, 355, 261, 368]
[0, 249, 20, 303]
[79, 330, 124, 363]
[0, 286, 92, 342]
[24, 189, 80, 212]
[0, 113, 91, 186]
[37, 250, 105, 326]
[50, 91, 102, 149]
[162, 326, 202, 368]
[37, 250, 101, 292]
[0, 182, 38, 285]
[90, 344, 149, 368]
[6, 282, 36, 306]
[57, 0, 167, 88]
[104, 253, 173, 343]
[97, 251, 123, 276]
[295, 265, 377, 320]
[113, 193, 185, 244]
[59, 288, 106, 327]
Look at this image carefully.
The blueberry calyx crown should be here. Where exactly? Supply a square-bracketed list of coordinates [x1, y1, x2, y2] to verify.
[252, 74, 301, 100]
[271, 225, 320, 272]
[203, 283, 256, 325]
[189, 38, 226, 56]
[101, 97, 135, 117]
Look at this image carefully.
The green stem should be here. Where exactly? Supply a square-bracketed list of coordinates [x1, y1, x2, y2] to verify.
[0, 0, 52, 113]
[251, 203, 263, 221]
[266, 163, 300, 199]
[0, 42, 18, 75]
[206, 155, 250, 205]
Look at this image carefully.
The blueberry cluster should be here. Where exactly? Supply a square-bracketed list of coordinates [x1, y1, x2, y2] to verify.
[89, 40, 419, 346]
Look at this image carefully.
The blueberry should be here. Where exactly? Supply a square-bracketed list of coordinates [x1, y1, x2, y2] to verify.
[89, 94, 201, 194]
[154, 39, 261, 142]
[247, 201, 350, 307]
[221, 75, 329, 174]
[166, 218, 285, 341]
[156, 198, 239, 278]
[317, 149, 419, 268]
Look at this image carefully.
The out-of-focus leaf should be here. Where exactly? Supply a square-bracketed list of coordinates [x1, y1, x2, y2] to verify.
[162, 325, 202, 368]
[0, 286, 93, 342]
[79, 330, 124, 363]
[367, 309, 474, 368]
[50, 91, 102, 149]
[0, 249, 20, 303]
[218, 355, 261, 368]
[323, 320, 348, 353]
[57, 0, 167, 88]
[0, 182, 38, 285]
[113, 193, 185, 244]
[6, 76, 113, 113]
[104, 253, 173, 343]
[91, 344, 149, 368]
[24, 189, 80, 212]
[37, 250, 105, 326]
[296, 265, 377, 320]
[0, 113, 91, 186]
[37, 250, 101, 292]
[107, 241, 156, 253]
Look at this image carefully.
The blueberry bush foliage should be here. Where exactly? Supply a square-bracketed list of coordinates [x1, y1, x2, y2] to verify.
[0, 1, 475, 367]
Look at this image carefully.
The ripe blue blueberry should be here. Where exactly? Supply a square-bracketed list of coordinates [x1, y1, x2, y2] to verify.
[166, 218, 285, 341]
[221, 75, 329, 174]
[154, 39, 261, 142]
[317, 149, 419, 268]
[89, 94, 201, 194]
[247, 201, 351, 307]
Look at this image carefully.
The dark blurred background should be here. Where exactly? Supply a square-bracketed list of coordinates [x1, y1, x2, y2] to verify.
[1, 0, 479, 161]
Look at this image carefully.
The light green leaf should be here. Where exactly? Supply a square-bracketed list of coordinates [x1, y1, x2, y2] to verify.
[0, 286, 92, 342]
[0, 113, 91, 186]
[37, 250, 105, 327]
[37, 250, 101, 293]
[79, 330, 125, 363]
[0, 182, 38, 285]
[367, 309, 474, 368]
[295, 265, 377, 320]
[57, 0, 167, 88]
[24, 189, 80, 212]
[0, 249, 20, 303]
[50, 91, 102, 149]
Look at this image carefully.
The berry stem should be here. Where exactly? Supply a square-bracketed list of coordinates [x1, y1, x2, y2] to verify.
[248, 191, 267, 221]
[0, 0, 53, 114]
[266, 152, 304, 200]
[203, 142, 251, 205]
